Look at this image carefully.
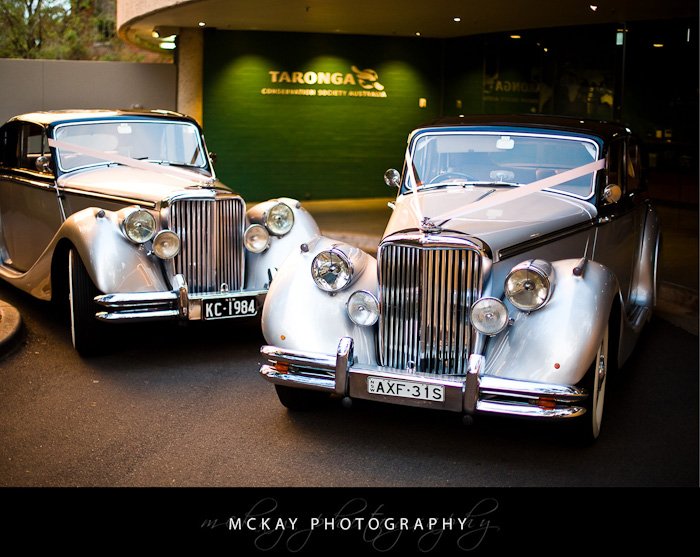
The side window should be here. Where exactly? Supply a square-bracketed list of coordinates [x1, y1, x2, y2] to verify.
[626, 140, 641, 193]
[19, 123, 48, 172]
[0, 123, 20, 168]
[607, 139, 626, 192]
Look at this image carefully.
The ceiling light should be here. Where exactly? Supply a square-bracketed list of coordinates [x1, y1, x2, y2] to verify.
[198, 21, 206, 27]
[415, 32, 421, 36]
[159, 42, 177, 50]
[453, 17, 461, 22]
[510, 34, 521, 39]
[653, 43, 664, 48]
[589, 5, 598, 11]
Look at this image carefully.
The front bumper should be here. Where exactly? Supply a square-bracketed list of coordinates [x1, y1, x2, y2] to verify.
[94, 274, 267, 322]
[260, 337, 588, 419]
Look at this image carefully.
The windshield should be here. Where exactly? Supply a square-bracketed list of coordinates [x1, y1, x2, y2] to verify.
[405, 131, 600, 199]
[53, 120, 209, 173]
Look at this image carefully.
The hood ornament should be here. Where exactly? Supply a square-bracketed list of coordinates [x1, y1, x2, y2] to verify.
[420, 217, 442, 234]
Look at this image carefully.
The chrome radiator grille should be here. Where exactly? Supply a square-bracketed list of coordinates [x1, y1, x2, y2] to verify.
[378, 243, 482, 375]
[168, 197, 245, 294]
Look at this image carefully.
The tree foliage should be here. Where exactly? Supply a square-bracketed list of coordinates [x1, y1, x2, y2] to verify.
[0, 1, 168, 61]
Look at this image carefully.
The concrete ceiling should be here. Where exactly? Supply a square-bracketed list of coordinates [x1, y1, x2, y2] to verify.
[120, 0, 698, 51]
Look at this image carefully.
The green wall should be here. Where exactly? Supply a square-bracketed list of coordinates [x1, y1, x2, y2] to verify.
[203, 20, 697, 201]
[203, 30, 441, 201]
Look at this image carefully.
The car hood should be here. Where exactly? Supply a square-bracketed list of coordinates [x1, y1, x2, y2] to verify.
[57, 165, 232, 205]
[384, 187, 598, 260]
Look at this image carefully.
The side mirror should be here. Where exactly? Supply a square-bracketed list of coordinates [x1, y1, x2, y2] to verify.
[35, 155, 52, 173]
[603, 184, 622, 204]
[384, 168, 401, 189]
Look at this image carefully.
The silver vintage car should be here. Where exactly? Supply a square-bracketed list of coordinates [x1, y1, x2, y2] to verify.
[259, 115, 660, 442]
[0, 110, 319, 355]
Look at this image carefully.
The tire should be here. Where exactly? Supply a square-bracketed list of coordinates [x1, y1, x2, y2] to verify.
[573, 321, 609, 444]
[274, 385, 329, 411]
[68, 249, 104, 356]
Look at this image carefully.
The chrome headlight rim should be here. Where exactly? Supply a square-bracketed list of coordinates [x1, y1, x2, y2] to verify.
[152, 229, 180, 260]
[264, 202, 295, 236]
[244, 223, 271, 253]
[347, 290, 380, 326]
[504, 259, 554, 312]
[311, 247, 354, 292]
[470, 297, 509, 336]
[121, 208, 157, 244]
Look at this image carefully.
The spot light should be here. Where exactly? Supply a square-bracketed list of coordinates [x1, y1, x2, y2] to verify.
[198, 21, 206, 27]
[653, 43, 664, 48]
[589, 5, 598, 11]
[453, 17, 461, 22]
[510, 34, 521, 39]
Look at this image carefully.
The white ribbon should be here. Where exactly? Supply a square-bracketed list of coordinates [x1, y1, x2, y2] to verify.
[48, 138, 210, 184]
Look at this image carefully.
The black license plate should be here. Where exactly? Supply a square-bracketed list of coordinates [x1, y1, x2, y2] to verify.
[202, 297, 258, 320]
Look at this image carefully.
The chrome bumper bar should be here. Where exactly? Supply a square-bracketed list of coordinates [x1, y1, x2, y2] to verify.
[94, 274, 267, 322]
[260, 337, 588, 419]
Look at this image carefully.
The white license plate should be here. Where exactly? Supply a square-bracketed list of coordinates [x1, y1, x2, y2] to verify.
[202, 297, 257, 320]
[367, 376, 444, 402]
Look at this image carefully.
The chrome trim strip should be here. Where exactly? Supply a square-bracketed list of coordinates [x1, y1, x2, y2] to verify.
[498, 219, 597, 260]
[58, 187, 157, 209]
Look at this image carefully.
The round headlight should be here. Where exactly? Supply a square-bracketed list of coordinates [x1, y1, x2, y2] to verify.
[504, 259, 554, 311]
[265, 202, 294, 236]
[153, 230, 180, 259]
[244, 224, 270, 253]
[471, 297, 509, 336]
[123, 209, 156, 244]
[311, 249, 353, 292]
[347, 290, 379, 326]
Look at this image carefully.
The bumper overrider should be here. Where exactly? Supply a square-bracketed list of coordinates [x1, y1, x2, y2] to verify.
[260, 337, 588, 419]
[94, 274, 267, 322]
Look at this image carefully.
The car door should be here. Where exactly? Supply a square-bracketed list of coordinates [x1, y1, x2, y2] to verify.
[0, 121, 63, 272]
[593, 137, 645, 309]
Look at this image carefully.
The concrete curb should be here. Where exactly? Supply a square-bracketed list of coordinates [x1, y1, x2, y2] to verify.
[0, 299, 23, 359]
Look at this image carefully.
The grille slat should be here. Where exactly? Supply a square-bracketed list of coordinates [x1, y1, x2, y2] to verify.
[169, 197, 245, 294]
[379, 243, 482, 375]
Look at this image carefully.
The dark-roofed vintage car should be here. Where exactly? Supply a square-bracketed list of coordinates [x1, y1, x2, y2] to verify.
[0, 110, 319, 355]
[259, 115, 660, 442]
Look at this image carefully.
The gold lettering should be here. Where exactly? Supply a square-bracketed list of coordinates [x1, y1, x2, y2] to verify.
[317, 72, 331, 85]
[279, 72, 291, 83]
[303, 71, 317, 85]
[291, 72, 304, 83]
[343, 73, 356, 85]
[331, 72, 344, 85]
[268, 71, 280, 83]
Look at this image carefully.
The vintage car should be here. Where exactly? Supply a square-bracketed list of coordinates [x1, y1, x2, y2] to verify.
[259, 115, 660, 442]
[0, 110, 319, 354]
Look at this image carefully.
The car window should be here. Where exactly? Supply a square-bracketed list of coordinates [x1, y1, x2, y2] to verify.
[54, 120, 209, 173]
[626, 141, 641, 193]
[607, 139, 626, 192]
[0, 123, 48, 172]
[406, 132, 600, 199]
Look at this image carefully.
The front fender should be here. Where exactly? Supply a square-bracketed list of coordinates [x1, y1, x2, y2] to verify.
[60, 207, 170, 295]
[483, 258, 619, 386]
[261, 235, 379, 365]
[245, 197, 321, 290]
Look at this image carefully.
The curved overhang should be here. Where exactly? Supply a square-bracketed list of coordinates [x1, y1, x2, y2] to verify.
[118, 0, 698, 51]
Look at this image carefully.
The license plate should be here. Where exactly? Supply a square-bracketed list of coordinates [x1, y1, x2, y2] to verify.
[367, 376, 444, 402]
[203, 297, 257, 320]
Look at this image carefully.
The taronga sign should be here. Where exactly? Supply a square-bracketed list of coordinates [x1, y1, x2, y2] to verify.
[261, 66, 387, 98]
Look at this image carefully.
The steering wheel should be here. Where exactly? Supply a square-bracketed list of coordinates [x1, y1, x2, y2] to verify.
[427, 171, 476, 184]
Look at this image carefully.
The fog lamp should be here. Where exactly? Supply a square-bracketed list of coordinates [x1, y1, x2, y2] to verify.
[471, 297, 509, 336]
[347, 290, 379, 326]
[153, 230, 180, 259]
[244, 224, 270, 253]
